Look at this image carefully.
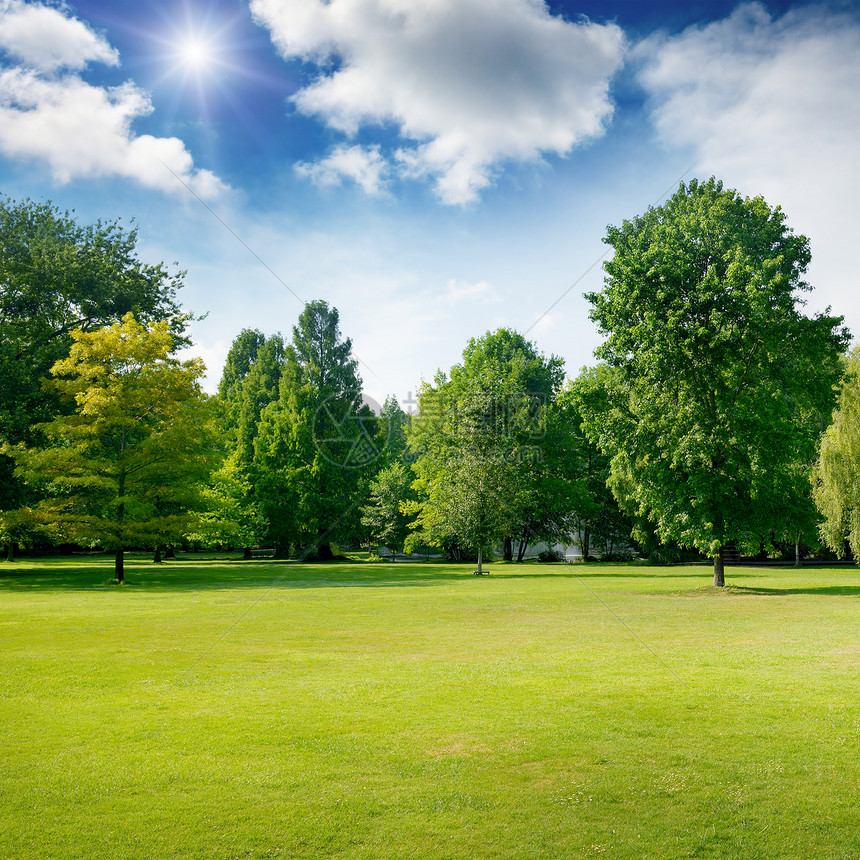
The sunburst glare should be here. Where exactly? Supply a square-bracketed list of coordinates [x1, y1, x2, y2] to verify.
[179, 36, 214, 70]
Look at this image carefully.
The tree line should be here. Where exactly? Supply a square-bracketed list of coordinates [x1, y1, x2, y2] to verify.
[1, 180, 858, 584]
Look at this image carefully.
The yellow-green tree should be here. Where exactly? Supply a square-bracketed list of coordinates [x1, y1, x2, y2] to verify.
[812, 349, 860, 561]
[4, 314, 215, 580]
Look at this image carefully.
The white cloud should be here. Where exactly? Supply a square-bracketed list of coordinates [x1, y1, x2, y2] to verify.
[637, 3, 860, 327]
[0, 69, 225, 197]
[0, 1, 225, 198]
[0, 0, 117, 71]
[440, 279, 499, 305]
[251, 0, 625, 204]
[295, 143, 388, 195]
[526, 310, 558, 337]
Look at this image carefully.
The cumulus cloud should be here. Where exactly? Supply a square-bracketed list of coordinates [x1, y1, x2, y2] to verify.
[251, 0, 625, 204]
[637, 3, 860, 318]
[0, 1, 225, 198]
[0, 0, 117, 71]
[295, 144, 388, 195]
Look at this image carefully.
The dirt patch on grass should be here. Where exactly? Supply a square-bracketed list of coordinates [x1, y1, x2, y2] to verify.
[425, 739, 493, 758]
[676, 585, 747, 597]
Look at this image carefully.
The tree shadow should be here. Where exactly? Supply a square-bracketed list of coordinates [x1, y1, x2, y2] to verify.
[0, 557, 763, 593]
[730, 585, 860, 597]
[6, 556, 855, 595]
[0, 559, 471, 592]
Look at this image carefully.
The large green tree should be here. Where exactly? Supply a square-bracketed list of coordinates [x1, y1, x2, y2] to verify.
[583, 178, 848, 585]
[407, 329, 563, 571]
[253, 301, 374, 558]
[4, 314, 215, 581]
[407, 387, 523, 573]
[206, 332, 288, 556]
[0, 197, 187, 523]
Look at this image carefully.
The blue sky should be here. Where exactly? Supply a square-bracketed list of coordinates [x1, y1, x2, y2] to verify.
[0, 0, 857, 408]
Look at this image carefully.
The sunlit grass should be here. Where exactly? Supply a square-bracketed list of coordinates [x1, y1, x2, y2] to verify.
[1, 557, 859, 858]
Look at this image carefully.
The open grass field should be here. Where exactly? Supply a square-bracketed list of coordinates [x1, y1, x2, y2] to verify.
[1, 557, 859, 859]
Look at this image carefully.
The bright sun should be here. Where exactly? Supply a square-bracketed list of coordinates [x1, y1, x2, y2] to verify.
[180, 37, 213, 69]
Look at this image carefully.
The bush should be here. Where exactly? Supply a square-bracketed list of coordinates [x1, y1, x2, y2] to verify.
[537, 548, 565, 563]
[602, 551, 635, 562]
[647, 546, 681, 566]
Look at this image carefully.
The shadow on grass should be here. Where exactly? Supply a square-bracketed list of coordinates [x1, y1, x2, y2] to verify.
[5, 558, 851, 595]
[0, 557, 730, 593]
[730, 585, 860, 597]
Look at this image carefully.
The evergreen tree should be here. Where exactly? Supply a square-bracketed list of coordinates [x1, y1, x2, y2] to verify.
[253, 301, 373, 558]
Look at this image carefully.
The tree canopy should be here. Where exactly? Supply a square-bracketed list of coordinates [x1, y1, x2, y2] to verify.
[582, 178, 849, 584]
[252, 301, 374, 558]
[812, 349, 860, 561]
[4, 314, 215, 580]
[406, 329, 566, 570]
[0, 196, 188, 518]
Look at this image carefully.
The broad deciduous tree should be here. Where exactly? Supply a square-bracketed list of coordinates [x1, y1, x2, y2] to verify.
[406, 330, 562, 571]
[583, 178, 848, 585]
[4, 314, 215, 580]
[0, 196, 187, 525]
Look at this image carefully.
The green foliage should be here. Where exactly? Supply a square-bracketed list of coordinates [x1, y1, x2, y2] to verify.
[376, 395, 409, 467]
[812, 348, 860, 560]
[557, 367, 633, 559]
[0, 196, 187, 513]
[186, 453, 265, 550]
[406, 329, 561, 571]
[209, 331, 288, 552]
[251, 301, 374, 557]
[216, 328, 267, 436]
[360, 461, 414, 555]
[583, 178, 849, 580]
[3, 314, 215, 578]
[233, 334, 287, 464]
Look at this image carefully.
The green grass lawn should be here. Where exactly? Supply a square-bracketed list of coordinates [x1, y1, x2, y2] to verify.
[2, 557, 859, 859]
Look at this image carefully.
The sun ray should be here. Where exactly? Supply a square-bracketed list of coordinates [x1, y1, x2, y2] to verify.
[180, 36, 214, 70]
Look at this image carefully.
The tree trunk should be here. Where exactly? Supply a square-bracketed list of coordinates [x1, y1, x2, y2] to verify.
[583, 527, 591, 561]
[503, 537, 513, 562]
[476, 545, 483, 575]
[713, 546, 725, 587]
[242, 546, 252, 560]
[317, 542, 334, 561]
[165, 545, 176, 559]
[153, 546, 162, 564]
[115, 466, 126, 581]
[6, 542, 15, 562]
[516, 539, 527, 564]
[795, 533, 801, 568]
